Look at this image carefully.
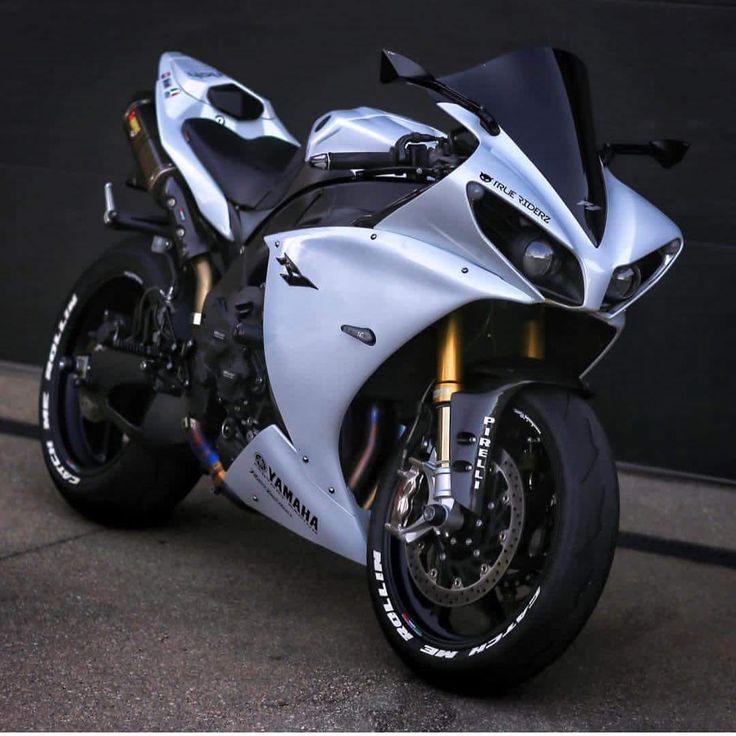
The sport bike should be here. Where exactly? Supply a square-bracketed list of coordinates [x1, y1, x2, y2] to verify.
[39, 47, 688, 689]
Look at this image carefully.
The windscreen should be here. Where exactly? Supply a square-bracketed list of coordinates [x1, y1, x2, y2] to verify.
[438, 47, 606, 244]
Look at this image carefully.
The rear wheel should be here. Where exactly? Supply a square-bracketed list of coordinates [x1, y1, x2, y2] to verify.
[367, 387, 619, 691]
[39, 239, 201, 525]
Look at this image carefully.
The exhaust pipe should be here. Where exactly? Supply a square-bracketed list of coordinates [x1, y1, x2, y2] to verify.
[124, 97, 176, 202]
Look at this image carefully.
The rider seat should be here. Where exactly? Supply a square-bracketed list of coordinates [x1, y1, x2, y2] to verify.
[182, 118, 302, 210]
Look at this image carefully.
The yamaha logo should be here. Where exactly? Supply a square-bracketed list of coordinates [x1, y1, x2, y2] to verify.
[252, 453, 319, 533]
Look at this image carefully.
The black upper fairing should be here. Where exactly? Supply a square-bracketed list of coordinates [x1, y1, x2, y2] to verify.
[240, 178, 424, 281]
[437, 47, 606, 244]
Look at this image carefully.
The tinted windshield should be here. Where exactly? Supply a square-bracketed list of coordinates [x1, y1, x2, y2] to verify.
[438, 47, 605, 244]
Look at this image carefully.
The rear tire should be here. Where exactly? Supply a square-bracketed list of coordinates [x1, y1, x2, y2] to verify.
[367, 387, 619, 691]
[39, 238, 201, 526]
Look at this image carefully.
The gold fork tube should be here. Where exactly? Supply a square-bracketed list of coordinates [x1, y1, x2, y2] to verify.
[433, 312, 463, 493]
[522, 310, 545, 359]
[434, 311, 463, 405]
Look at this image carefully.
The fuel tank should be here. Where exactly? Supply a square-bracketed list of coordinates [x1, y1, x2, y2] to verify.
[305, 106, 445, 159]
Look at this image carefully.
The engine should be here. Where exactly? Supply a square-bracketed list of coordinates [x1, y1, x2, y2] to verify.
[190, 256, 275, 467]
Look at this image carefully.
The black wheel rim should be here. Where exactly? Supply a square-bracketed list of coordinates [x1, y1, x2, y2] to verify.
[382, 403, 558, 648]
[52, 276, 146, 475]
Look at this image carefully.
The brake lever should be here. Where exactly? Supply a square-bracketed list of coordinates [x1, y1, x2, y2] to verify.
[354, 165, 436, 181]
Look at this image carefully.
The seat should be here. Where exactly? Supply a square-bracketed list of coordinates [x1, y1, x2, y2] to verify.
[182, 118, 302, 210]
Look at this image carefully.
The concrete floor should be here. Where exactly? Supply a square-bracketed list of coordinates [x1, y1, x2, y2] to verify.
[0, 364, 734, 730]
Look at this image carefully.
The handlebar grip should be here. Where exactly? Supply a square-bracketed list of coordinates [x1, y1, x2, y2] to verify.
[309, 151, 396, 171]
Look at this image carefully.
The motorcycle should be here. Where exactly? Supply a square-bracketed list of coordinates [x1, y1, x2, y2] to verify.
[39, 46, 688, 689]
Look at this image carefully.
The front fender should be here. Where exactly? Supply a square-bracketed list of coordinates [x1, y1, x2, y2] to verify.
[450, 366, 586, 513]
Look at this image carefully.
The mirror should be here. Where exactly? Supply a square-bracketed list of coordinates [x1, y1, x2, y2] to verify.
[379, 49, 500, 136]
[600, 139, 690, 168]
[380, 49, 433, 85]
[649, 139, 690, 168]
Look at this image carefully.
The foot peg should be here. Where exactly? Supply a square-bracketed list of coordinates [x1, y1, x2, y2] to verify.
[102, 181, 170, 237]
[103, 182, 117, 225]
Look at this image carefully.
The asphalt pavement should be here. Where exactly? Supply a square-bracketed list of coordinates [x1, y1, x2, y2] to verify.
[1, 363, 734, 730]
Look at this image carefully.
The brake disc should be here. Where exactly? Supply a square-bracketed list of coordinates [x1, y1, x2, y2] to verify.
[404, 449, 525, 607]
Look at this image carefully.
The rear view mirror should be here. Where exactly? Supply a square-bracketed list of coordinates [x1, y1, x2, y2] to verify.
[600, 139, 690, 168]
[649, 139, 690, 168]
[380, 49, 433, 85]
[379, 49, 501, 136]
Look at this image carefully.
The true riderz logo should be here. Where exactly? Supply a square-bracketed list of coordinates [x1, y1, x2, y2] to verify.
[276, 253, 318, 290]
[253, 453, 319, 533]
[479, 171, 551, 225]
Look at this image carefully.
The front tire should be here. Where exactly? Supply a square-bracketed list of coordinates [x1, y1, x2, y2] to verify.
[367, 387, 619, 691]
[39, 238, 201, 526]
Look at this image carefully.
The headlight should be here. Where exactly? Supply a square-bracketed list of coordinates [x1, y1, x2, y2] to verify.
[602, 238, 682, 312]
[661, 239, 681, 257]
[605, 265, 641, 302]
[521, 240, 556, 279]
[467, 183, 584, 306]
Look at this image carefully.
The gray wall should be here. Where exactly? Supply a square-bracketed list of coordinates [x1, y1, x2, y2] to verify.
[1, 0, 734, 478]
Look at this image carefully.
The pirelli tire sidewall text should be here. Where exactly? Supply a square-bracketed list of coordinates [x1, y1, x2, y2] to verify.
[38, 238, 200, 525]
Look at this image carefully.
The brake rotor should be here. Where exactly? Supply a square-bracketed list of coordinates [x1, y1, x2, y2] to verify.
[404, 449, 525, 607]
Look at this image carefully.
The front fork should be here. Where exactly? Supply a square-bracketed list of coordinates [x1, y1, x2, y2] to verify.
[386, 308, 544, 542]
[432, 308, 544, 493]
[432, 310, 463, 501]
[385, 312, 465, 541]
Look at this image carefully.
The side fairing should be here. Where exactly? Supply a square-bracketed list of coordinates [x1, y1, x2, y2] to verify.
[594, 168, 684, 315]
[156, 52, 298, 240]
[223, 226, 536, 563]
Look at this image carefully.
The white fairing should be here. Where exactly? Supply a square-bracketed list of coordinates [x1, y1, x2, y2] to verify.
[377, 103, 684, 316]
[305, 107, 444, 159]
[597, 168, 683, 316]
[216, 95, 683, 564]
[155, 52, 297, 240]
[227, 425, 368, 563]
[225, 226, 535, 563]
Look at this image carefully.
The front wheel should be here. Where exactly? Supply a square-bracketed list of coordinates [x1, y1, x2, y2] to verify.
[367, 387, 619, 691]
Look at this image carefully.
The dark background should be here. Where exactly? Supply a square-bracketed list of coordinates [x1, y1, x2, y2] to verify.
[1, 0, 734, 478]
